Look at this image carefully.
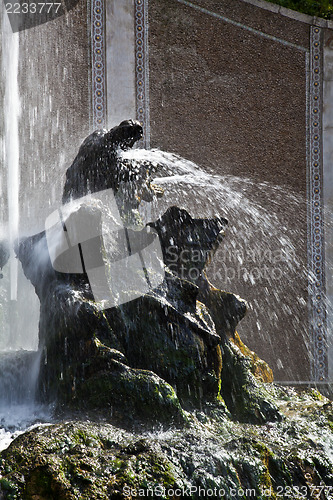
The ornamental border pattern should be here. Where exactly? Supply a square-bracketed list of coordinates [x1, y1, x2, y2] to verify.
[91, 0, 106, 129]
[308, 26, 327, 382]
[135, 0, 150, 148]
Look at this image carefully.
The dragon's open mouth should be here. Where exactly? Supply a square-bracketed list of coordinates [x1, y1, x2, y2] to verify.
[106, 119, 143, 150]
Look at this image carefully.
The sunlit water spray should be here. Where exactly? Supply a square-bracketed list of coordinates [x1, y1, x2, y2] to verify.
[121, 148, 332, 379]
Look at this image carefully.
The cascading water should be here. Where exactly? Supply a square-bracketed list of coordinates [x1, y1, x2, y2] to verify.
[0, 7, 50, 451]
[3, 11, 19, 302]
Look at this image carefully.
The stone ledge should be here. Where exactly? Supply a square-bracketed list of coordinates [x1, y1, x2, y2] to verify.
[242, 0, 280, 13]
[241, 0, 333, 30]
[279, 5, 315, 23]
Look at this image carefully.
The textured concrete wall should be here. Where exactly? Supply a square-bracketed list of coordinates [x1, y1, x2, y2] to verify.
[323, 31, 333, 380]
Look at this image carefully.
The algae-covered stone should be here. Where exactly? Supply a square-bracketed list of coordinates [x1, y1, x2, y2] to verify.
[75, 357, 186, 425]
[103, 284, 222, 409]
[1, 390, 333, 499]
[231, 332, 274, 383]
[220, 341, 281, 424]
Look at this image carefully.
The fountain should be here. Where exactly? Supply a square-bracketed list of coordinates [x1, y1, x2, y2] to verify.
[0, 121, 329, 497]
[18, 119, 268, 421]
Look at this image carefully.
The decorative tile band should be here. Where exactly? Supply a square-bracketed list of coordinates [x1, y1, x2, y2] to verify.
[135, 0, 150, 148]
[91, 0, 106, 129]
[308, 26, 327, 382]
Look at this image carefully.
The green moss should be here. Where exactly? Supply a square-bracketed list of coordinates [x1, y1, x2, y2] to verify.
[1, 403, 333, 500]
[150, 458, 176, 488]
[266, 0, 333, 19]
[309, 389, 324, 401]
[254, 444, 276, 497]
[220, 342, 281, 424]
[0, 477, 19, 499]
[74, 428, 88, 444]
[25, 466, 56, 499]
[75, 362, 185, 425]
[231, 333, 274, 383]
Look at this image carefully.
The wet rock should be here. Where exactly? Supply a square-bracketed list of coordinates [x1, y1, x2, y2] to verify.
[150, 205, 227, 285]
[1, 390, 333, 499]
[103, 283, 222, 409]
[7, 122, 333, 497]
[150, 205, 247, 338]
[75, 346, 185, 425]
[220, 341, 281, 424]
[16, 206, 223, 415]
[199, 287, 248, 339]
[231, 332, 274, 383]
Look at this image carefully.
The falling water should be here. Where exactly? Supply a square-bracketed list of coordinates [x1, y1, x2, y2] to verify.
[0, 349, 51, 452]
[0, 8, 51, 451]
[0, 5, 40, 352]
[2, 11, 20, 301]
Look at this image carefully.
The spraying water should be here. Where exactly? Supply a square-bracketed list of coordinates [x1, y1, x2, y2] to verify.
[0, 350, 51, 452]
[0, 134, 328, 449]
[120, 148, 329, 382]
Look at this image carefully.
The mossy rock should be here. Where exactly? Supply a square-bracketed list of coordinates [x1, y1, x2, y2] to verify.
[220, 341, 281, 424]
[0, 422, 181, 500]
[1, 391, 333, 500]
[51, 339, 186, 426]
[104, 292, 222, 409]
[73, 358, 186, 425]
[231, 332, 274, 383]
